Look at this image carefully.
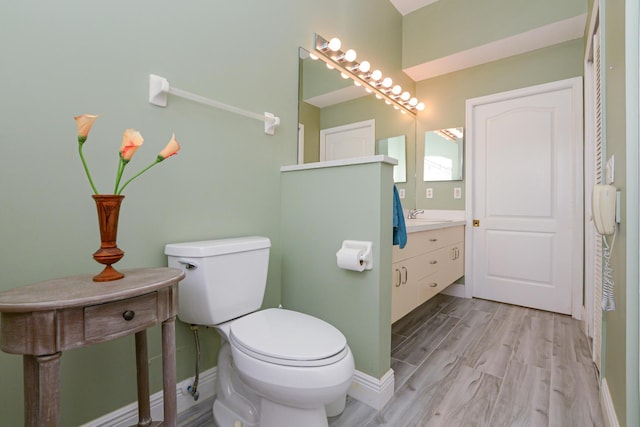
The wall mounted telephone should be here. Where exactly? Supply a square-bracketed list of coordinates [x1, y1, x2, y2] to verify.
[592, 184, 617, 235]
[592, 184, 618, 311]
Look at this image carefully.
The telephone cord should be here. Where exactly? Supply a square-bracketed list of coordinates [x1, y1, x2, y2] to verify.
[602, 229, 616, 312]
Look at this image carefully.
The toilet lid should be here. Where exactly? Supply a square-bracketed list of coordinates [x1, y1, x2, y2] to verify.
[229, 308, 347, 366]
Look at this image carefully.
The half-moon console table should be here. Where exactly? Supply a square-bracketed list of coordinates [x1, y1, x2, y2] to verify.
[0, 267, 185, 427]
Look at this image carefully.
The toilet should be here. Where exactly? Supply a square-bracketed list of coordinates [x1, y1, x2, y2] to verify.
[165, 236, 355, 427]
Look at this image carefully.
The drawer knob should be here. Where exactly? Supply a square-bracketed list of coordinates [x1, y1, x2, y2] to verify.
[429, 282, 438, 288]
[122, 310, 136, 321]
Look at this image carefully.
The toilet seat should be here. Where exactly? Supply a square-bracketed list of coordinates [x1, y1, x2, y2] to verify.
[229, 308, 348, 367]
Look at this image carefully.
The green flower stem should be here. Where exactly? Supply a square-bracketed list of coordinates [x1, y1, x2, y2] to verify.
[113, 157, 126, 194]
[78, 143, 99, 194]
[116, 158, 162, 195]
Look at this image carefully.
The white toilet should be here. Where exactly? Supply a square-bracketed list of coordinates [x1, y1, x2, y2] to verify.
[165, 236, 355, 427]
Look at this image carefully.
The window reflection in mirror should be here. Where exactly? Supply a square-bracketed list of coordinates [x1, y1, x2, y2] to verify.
[377, 135, 407, 183]
[423, 128, 464, 181]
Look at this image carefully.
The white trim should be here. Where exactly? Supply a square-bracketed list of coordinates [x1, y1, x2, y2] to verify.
[404, 14, 587, 81]
[80, 369, 217, 427]
[348, 368, 395, 410]
[298, 123, 305, 164]
[440, 283, 466, 298]
[82, 367, 393, 425]
[281, 154, 397, 172]
[464, 77, 584, 317]
[600, 378, 621, 427]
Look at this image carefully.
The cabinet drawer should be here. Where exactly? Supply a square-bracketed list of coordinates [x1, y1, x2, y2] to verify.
[84, 293, 158, 341]
[417, 271, 448, 302]
[393, 226, 464, 261]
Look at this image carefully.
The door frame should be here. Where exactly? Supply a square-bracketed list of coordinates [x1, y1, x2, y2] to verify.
[464, 77, 584, 319]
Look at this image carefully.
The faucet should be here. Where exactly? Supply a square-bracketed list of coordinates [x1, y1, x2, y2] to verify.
[408, 209, 424, 219]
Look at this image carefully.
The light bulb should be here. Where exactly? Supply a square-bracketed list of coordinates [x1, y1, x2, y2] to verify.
[353, 80, 362, 86]
[344, 49, 357, 62]
[409, 97, 418, 106]
[416, 102, 425, 111]
[401, 110, 407, 115]
[309, 53, 318, 60]
[359, 61, 371, 73]
[328, 38, 342, 52]
[401, 91, 411, 101]
[365, 88, 372, 93]
[382, 77, 393, 88]
[326, 63, 334, 70]
[385, 100, 391, 105]
[371, 70, 382, 81]
[392, 85, 402, 95]
[340, 72, 349, 79]
[375, 94, 383, 100]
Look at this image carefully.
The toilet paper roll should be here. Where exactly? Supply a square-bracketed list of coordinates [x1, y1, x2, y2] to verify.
[336, 248, 366, 272]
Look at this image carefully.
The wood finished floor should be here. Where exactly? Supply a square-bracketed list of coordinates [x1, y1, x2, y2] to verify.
[178, 295, 605, 426]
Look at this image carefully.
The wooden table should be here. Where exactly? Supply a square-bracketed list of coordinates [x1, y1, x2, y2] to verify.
[0, 267, 185, 427]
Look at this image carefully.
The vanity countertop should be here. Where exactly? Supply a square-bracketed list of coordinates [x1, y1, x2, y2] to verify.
[405, 219, 465, 233]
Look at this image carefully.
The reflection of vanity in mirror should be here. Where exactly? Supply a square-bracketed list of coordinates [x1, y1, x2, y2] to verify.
[423, 128, 463, 182]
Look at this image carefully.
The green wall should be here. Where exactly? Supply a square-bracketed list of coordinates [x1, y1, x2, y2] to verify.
[280, 160, 394, 378]
[601, 0, 639, 425]
[403, 0, 587, 69]
[0, 0, 401, 425]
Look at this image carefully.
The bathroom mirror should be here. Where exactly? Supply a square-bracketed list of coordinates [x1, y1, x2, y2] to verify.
[298, 47, 416, 205]
[376, 135, 407, 183]
[423, 127, 464, 181]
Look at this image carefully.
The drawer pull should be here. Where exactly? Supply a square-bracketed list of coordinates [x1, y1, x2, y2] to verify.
[401, 266, 408, 285]
[122, 310, 136, 321]
[429, 238, 438, 242]
[395, 268, 401, 287]
[429, 282, 438, 288]
[429, 260, 438, 265]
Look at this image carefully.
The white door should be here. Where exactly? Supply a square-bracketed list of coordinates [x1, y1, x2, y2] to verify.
[320, 119, 375, 161]
[466, 78, 583, 315]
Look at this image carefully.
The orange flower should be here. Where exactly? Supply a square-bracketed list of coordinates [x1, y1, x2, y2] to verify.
[119, 129, 144, 162]
[74, 114, 99, 143]
[158, 134, 180, 160]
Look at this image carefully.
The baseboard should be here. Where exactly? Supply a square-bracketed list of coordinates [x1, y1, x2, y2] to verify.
[80, 368, 217, 427]
[600, 377, 621, 427]
[440, 283, 466, 298]
[348, 368, 395, 410]
[82, 366, 394, 425]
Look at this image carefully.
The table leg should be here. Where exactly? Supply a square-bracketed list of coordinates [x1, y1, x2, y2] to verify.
[134, 331, 153, 427]
[161, 316, 177, 427]
[23, 353, 61, 427]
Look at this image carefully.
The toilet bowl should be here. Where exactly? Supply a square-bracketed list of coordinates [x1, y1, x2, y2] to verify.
[165, 236, 355, 427]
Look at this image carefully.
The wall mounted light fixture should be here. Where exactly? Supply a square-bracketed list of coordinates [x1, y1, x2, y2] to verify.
[313, 34, 424, 116]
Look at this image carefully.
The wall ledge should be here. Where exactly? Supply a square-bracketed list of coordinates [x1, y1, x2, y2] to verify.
[280, 155, 397, 172]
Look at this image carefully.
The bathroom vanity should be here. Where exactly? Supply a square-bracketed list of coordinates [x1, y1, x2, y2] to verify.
[392, 220, 465, 323]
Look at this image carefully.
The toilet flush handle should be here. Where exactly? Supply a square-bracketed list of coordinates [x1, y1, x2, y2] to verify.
[178, 258, 199, 270]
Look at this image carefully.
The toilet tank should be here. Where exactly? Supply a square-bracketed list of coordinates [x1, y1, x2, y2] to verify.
[165, 236, 270, 325]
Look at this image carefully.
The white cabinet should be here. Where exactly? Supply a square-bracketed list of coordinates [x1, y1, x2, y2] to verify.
[391, 226, 464, 323]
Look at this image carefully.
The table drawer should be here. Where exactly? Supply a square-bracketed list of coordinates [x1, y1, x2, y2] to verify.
[84, 293, 158, 341]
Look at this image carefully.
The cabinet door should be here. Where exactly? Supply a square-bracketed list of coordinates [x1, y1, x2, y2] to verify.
[391, 262, 417, 323]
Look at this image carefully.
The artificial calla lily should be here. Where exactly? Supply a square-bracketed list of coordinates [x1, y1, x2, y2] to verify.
[74, 114, 99, 143]
[119, 129, 144, 161]
[73, 114, 180, 195]
[158, 134, 180, 160]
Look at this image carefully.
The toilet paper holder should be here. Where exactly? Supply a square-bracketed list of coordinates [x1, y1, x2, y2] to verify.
[337, 240, 373, 271]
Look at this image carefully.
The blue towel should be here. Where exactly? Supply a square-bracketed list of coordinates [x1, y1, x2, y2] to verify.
[393, 185, 407, 249]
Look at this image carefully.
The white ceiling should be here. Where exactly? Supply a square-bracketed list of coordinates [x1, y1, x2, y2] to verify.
[389, 0, 439, 15]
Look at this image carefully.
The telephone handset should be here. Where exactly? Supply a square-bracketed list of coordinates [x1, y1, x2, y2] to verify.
[592, 184, 617, 235]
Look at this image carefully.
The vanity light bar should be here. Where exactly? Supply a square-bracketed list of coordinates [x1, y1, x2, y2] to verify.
[313, 34, 424, 116]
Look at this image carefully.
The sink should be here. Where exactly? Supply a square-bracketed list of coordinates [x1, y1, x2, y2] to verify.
[406, 218, 452, 224]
